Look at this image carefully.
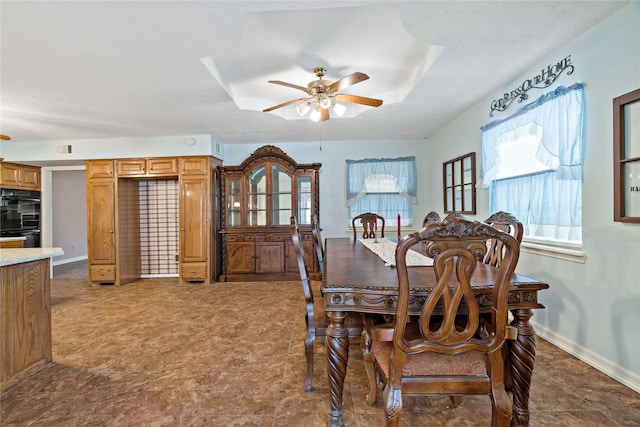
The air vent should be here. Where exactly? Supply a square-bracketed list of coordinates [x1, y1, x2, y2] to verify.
[56, 144, 72, 154]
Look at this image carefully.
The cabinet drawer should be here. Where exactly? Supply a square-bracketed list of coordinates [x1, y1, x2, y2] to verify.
[117, 159, 146, 176]
[90, 265, 116, 282]
[181, 263, 207, 280]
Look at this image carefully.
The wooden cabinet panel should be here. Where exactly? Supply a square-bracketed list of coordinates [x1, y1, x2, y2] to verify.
[18, 166, 40, 189]
[117, 159, 146, 176]
[0, 240, 25, 248]
[285, 236, 314, 273]
[86, 181, 116, 265]
[1, 258, 52, 391]
[227, 241, 255, 274]
[148, 157, 177, 176]
[255, 242, 284, 273]
[180, 178, 208, 263]
[0, 162, 20, 187]
[180, 157, 209, 176]
[86, 160, 114, 179]
[0, 162, 40, 190]
[116, 158, 178, 177]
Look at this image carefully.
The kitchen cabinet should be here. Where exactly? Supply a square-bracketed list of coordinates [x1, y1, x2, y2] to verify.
[116, 157, 178, 177]
[86, 159, 139, 286]
[179, 156, 221, 284]
[219, 145, 321, 281]
[1, 258, 52, 391]
[85, 155, 220, 286]
[0, 161, 41, 190]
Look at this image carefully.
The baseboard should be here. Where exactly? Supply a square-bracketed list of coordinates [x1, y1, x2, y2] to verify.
[52, 255, 88, 266]
[533, 321, 640, 394]
[140, 274, 179, 278]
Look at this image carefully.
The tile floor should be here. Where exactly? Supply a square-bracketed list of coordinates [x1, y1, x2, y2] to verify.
[1, 261, 638, 426]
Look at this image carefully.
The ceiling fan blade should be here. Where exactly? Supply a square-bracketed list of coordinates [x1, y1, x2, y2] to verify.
[319, 108, 330, 121]
[328, 72, 369, 92]
[335, 93, 383, 107]
[263, 98, 307, 113]
[268, 80, 309, 93]
[0, 135, 11, 140]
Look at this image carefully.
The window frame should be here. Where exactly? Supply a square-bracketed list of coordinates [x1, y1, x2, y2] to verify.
[613, 87, 640, 223]
[442, 152, 476, 214]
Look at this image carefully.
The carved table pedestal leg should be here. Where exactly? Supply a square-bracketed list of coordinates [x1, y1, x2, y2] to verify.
[326, 311, 350, 427]
[509, 309, 537, 427]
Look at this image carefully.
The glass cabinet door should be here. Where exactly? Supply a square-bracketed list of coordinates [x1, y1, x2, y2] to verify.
[226, 177, 242, 227]
[271, 165, 292, 225]
[248, 166, 267, 226]
[297, 176, 312, 225]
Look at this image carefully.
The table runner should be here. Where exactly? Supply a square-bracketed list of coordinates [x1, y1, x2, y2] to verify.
[359, 237, 433, 266]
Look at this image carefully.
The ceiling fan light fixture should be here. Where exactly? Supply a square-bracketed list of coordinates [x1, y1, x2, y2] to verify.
[319, 96, 332, 109]
[332, 103, 347, 117]
[296, 102, 311, 116]
[264, 67, 383, 121]
[310, 107, 322, 122]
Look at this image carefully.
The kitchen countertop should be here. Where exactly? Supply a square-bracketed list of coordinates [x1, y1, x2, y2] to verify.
[0, 248, 64, 267]
[0, 237, 27, 242]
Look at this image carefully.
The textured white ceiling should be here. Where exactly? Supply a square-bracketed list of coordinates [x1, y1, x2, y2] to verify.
[0, 1, 627, 145]
[201, 5, 444, 120]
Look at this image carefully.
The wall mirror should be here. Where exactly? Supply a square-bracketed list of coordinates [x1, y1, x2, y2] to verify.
[613, 88, 640, 223]
[443, 152, 476, 214]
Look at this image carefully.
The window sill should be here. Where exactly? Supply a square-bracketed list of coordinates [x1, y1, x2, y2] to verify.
[521, 239, 586, 263]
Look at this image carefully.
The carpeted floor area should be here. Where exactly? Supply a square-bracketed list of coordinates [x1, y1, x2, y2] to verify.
[1, 260, 638, 426]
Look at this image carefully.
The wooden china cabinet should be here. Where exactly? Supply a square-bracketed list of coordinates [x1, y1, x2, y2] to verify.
[219, 145, 321, 281]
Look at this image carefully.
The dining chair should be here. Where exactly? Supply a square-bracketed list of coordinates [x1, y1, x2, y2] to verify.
[352, 212, 385, 239]
[311, 213, 324, 275]
[290, 216, 364, 391]
[361, 217, 521, 426]
[483, 211, 523, 268]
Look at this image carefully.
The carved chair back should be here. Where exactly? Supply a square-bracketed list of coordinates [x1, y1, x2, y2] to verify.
[422, 211, 441, 226]
[290, 216, 363, 392]
[483, 211, 523, 267]
[352, 212, 385, 239]
[311, 213, 324, 274]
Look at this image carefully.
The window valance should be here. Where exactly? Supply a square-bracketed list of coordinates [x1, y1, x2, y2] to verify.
[346, 156, 417, 206]
[481, 83, 584, 187]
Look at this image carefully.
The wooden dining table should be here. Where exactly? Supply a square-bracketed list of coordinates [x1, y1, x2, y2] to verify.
[321, 237, 549, 427]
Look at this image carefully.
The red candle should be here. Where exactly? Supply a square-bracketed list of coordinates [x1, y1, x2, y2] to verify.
[397, 213, 401, 239]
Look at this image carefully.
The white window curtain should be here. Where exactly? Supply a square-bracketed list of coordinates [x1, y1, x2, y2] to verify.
[481, 83, 584, 242]
[346, 157, 417, 226]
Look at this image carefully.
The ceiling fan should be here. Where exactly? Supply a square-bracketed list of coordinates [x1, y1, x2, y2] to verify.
[0, 135, 11, 141]
[263, 67, 383, 121]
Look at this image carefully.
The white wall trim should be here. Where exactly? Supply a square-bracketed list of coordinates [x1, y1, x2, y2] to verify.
[533, 321, 640, 394]
[52, 255, 87, 266]
[41, 165, 87, 250]
[521, 240, 586, 263]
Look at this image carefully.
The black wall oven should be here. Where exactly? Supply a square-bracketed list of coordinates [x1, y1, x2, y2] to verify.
[0, 188, 41, 247]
